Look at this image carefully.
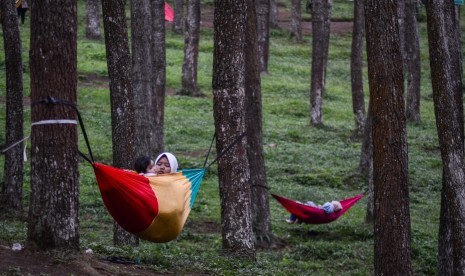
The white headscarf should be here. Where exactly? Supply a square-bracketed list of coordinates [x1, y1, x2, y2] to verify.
[154, 152, 178, 173]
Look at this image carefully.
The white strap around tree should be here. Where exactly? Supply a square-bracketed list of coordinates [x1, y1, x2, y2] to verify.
[1, 119, 78, 161]
[31, 119, 78, 126]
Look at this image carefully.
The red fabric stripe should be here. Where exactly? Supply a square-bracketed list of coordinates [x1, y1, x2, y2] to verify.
[272, 193, 364, 224]
[93, 163, 158, 233]
[164, 2, 174, 22]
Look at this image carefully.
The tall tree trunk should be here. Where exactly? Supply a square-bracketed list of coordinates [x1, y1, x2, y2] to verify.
[1, 0, 24, 216]
[86, 0, 101, 40]
[27, 0, 80, 250]
[151, 0, 166, 154]
[131, 0, 153, 157]
[180, 0, 201, 96]
[256, 0, 270, 73]
[172, 0, 183, 34]
[310, 0, 331, 126]
[350, 0, 365, 138]
[101, 0, 138, 246]
[437, 174, 454, 275]
[360, 103, 374, 223]
[366, 0, 412, 274]
[291, 0, 303, 43]
[427, 1, 465, 274]
[245, 0, 273, 248]
[358, 102, 372, 176]
[269, 0, 278, 28]
[404, 0, 421, 123]
[365, 150, 374, 223]
[213, 0, 256, 261]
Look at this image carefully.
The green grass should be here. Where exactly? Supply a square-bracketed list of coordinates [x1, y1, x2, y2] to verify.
[1, 0, 462, 275]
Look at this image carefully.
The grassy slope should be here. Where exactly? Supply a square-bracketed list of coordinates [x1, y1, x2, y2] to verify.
[0, 0, 457, 275]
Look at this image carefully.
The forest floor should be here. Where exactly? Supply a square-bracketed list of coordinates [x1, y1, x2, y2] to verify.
[0, 10, 352, 276]
[0, 244, 160, 276]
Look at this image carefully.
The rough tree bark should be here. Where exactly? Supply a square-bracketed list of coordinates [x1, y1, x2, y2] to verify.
[404, 0, 421, 123]
[366, 0, 412, 274]
[86, 0, 101, 40]
[291, 0, 303, 43]
[213, 0, 256, 260]
[27, 0, 80, 250]
[360, 103, 374, 223]
[427, 1, 465, 274]
[131, 0, 153, 157]
[310, 0, 331, 126]
[180, 0, 201, 96]
[151, 0, 166, 154]
[256, 0, 270, 74]
[269, 0, 278, 28]
[438, 174, 454, 276]
[172, 0, 183, 34]
[101, 0, 138, 246]
[350, 0, 365, 138]
[245, 0, 274, 248]
[1, 0, 24, 216]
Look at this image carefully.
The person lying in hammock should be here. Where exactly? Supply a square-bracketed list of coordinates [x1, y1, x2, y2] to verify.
[134, 156, 157, 176]
[154, 152, 178, 174]
[286, 200, 343, 224]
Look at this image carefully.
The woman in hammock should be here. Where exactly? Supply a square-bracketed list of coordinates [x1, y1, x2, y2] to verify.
[134, 152, 178, 176]
[286, 200, 342, 223]
[154, 152, 178, 174]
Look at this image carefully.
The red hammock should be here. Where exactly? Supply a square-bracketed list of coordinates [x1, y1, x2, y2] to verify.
[164, 2, 174, 22]
[272, 193, 364, 224]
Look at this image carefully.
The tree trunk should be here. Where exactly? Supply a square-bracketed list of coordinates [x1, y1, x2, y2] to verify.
[101, 0, 138, 246]
[213, 0, 256, 260]
[86, 0, 101, 40]
[404, 0, 421, 123]
[291, 0, 303, 43]
[350, 0, 365, 138]
[358, 102, 372, 176]
[427, 1, 465, 274]
[1, 0, 24, 216]
[131, 0, 153, 157]
[151, 0, 166, 154]
[113, 222, 138, 246]
[172, 0, 183, 34]
[366, 0, 412, 274]
[310, 0, 331, 126]
[27, 0, 80, 250]
[256, 0, 270, 73]
[365, 151, 374, 223]
[360, 103, 374, 223]
[438, 174, 454, 275]
[269, 0, 278, 28]
[180, 0, 201, 96]
[245, 0, 273, 249]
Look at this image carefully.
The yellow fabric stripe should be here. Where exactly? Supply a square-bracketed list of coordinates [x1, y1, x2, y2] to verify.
[136, 172, 192, 243]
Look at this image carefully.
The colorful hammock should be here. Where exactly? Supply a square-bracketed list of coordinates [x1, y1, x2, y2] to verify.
[272, 193, 364, 224]
[93, 162, 205, 243]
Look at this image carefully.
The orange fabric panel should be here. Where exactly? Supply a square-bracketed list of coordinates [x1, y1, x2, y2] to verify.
[137, 172, 192, 242]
